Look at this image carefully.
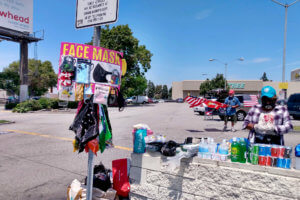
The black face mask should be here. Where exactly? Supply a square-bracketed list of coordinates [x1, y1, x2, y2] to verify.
[262, 96, 276, 110]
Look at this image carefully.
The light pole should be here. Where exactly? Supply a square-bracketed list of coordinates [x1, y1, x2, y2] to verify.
[209, 57, 244, 90]
[271, 0, 299, 82]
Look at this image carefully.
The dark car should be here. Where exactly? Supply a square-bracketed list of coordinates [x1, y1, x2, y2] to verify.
[176, 98, 184, 103]
[287, 93, 300, 120]
[218, 94, 258, 121]
[276, 99, 287, 106]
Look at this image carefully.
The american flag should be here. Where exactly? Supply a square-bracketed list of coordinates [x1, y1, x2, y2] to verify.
[184, 96, 205, 108]
[243, 95, 258, 107]
[184, 96, 227, 109]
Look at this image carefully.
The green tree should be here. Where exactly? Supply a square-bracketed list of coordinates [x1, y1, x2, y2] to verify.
[162, 85, 168, 99]
[155, 85, 162, 99]
[0, 66, 19, 95]
[199, 79, 212, 96]
[147, 80, 155, 98]
[125, 75, 147, 97]
[199, 74, 229, 96]
[260, 72, 269, 81]
[210, 73, 228, 90]
[88, 25, 153, 97]
[0, 59, 57, 96]
[168, 87, 172, 99]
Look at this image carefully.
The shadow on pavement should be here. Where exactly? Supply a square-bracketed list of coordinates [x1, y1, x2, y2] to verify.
[185, 129, 203, 133]
[204, 128, 223, 132]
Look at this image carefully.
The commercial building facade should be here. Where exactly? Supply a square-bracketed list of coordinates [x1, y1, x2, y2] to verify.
[172, 80, 300, 100]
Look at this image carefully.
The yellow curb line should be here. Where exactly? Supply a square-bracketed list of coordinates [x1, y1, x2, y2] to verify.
[6, 129, 133, 151]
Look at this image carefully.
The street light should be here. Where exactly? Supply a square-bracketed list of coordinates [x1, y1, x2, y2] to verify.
[271, 0, 299, 82]
[209, 57, 244, 90]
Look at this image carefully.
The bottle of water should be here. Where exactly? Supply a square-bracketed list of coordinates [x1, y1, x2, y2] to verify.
[202, 138, 209, 159]
[219, 139, 229, 161]
[210, 138, 217, 160]
[198, 138, 204, 158]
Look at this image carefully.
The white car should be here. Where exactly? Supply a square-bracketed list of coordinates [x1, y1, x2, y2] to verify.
[132, 96, 149, 104]
[193, 98, 217, 115]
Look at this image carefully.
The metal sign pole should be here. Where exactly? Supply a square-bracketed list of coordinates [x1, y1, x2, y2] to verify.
[86, 25, 101, 200]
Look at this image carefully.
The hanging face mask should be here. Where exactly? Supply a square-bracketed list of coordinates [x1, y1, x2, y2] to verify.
[262, 96, 276, 110]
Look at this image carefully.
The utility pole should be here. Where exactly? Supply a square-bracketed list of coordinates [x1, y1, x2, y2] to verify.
[86, 26, 101, 200]
[271, 0, 299, 82]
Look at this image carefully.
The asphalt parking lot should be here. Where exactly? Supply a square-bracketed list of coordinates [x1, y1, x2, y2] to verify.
[0, 102, 299, 199]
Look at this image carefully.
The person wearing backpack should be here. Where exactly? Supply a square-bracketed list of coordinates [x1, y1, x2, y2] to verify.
[223, 89, 241, 132]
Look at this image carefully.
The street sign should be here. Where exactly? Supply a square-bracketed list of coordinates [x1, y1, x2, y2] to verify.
[76, 0, 119, 29]
[279, 82, 288, 89]
[0, 0, 33, 34]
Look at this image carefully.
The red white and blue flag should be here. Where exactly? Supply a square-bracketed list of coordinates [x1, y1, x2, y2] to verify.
[243, 95, 258, 107]
[184, 96, 227, 109]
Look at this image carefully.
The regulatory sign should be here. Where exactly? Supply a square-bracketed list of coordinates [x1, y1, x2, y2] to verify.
[0, 0, 33, 33]
[76, 0, 119, 29]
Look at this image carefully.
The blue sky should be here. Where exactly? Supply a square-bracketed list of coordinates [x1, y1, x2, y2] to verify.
[1, 0, 300, 87]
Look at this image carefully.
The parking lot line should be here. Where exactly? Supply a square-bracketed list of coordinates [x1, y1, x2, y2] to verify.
[6, 129, 133, 151]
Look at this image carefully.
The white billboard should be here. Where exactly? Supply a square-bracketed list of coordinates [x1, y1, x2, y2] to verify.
[76, 0, 119, 29]
[0, 0, 33, 34]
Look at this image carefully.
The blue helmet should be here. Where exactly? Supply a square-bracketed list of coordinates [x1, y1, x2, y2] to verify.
[261, 86, 276, 98]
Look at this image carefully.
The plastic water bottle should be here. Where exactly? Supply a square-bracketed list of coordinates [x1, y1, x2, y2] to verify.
[209, 138, 217, 160]
[198, 138, 204, 158]
[202, 138, 209, 159]
[219, 139, 229, 161]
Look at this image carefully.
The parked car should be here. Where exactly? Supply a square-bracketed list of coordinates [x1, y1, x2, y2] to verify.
[276, 99, 287, 106]
[6, 96, 19, 104]
[125, 97, 133, 104]
[131, 96, 149, 104]
[148, 98, 159, 103]
[287, 93, 300, 120]
[176, 98, 184, 103]
[30, 96, 41, 100]
[218, 94, 258, 121]
[193, 98, 216, 115]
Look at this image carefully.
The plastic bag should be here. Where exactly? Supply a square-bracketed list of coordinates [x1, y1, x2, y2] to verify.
[160, 140, 180, 157]
[67, 179, 86, 200]
[86, 162, 112, 192]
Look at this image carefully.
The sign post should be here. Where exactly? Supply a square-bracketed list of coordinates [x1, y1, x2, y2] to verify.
[75, 1, 119, 199]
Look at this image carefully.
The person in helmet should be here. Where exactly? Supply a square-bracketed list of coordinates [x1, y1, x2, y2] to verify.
[243, 86, 293, 145]
[223, 89, 241, 132]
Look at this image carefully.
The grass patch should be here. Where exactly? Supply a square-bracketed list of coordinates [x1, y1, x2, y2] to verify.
[0, 120, 10, 124]
[294, 126, 300, 131]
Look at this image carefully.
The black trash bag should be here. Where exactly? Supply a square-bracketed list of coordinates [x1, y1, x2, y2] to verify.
[160, 140, 180, 157]
[85, 162, 112, 192]
[69, 96, 99, 152]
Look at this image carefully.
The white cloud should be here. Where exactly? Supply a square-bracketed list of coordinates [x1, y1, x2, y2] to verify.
[252, 57, 271, 63]
[195, 9, 212, 20]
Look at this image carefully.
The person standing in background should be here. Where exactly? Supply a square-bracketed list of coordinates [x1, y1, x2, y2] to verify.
[223, 89, 241, 132]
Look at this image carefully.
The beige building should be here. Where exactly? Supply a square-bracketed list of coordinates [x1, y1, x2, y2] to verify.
[291, 68, 300, 82]
[172, 80, 300, 100]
